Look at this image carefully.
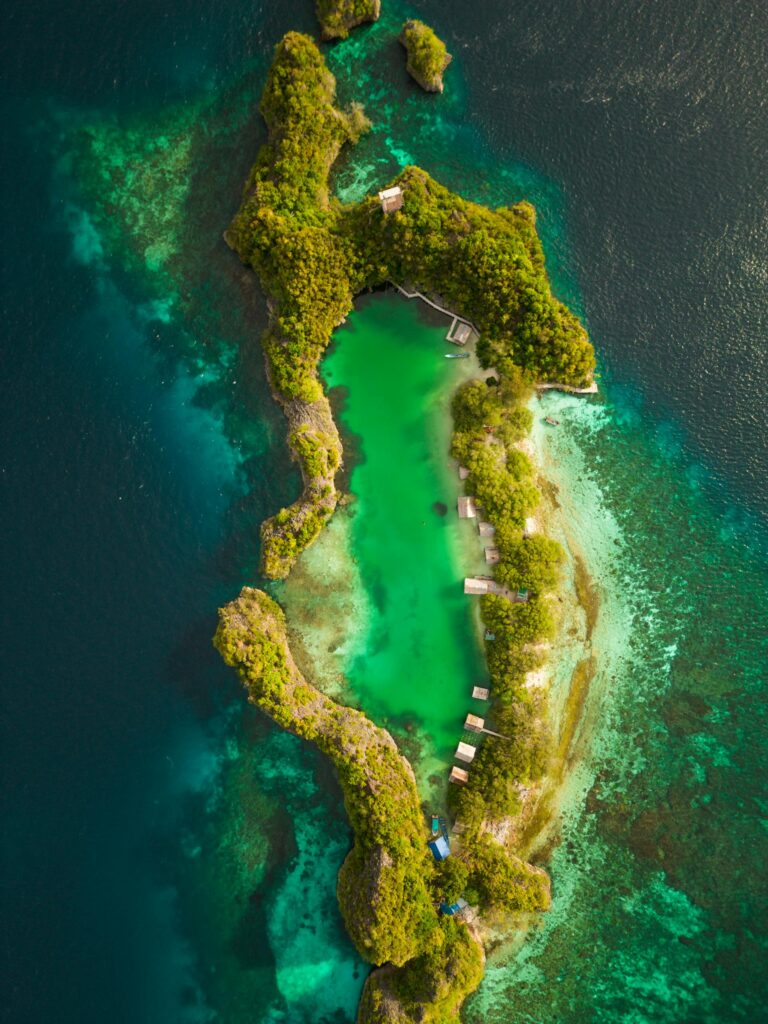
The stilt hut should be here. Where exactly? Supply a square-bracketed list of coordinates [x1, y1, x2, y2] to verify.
[455, 741, 477, 764]
[472, 686, 490, 701]
[457, 496, 478, 519]
[464, 714, 485, 733]
[449, 766, 469, 785]
[464, 577, 502, 596]
[484, 546, 500, 565]
[446, 320, 476, 346]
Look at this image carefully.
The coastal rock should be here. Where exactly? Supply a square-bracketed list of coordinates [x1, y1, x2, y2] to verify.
[399, 20, 452, 94]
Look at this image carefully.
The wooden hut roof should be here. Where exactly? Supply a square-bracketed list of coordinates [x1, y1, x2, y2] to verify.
[464, 577, 491, 595]
[457, 496, 477, 518]
[464, 714, 485, 732]
[378, 186, 404, 213]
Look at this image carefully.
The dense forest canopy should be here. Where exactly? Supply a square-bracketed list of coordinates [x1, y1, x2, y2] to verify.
[227, 32, 595, 578]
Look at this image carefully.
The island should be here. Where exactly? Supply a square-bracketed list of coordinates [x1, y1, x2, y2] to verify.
[399, 19, 453, 93]
[316, 0, 381, 40]
[219, 29, 596, 1024]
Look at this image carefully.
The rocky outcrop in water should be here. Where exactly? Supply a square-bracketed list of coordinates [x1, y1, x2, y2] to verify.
[399, 20, 452, 93]
[316, 0, 381, 40]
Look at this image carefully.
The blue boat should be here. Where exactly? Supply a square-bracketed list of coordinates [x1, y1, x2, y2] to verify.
[431, 814, 440, 835]
[440, 898, 468, 917]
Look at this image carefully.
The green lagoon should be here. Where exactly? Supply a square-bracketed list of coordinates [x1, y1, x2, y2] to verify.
[299, 291, 490, 784]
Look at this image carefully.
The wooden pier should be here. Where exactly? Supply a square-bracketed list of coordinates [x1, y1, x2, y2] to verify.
[392, 283, 480, 344]
[537, 380, 598, 395]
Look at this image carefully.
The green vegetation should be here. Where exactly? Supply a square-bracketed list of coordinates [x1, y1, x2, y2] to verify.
[358, 918, 484, 1024]
[260, 416, 342, 579]
[462, 836, 549, 912]
[316, 0, 381, 40]
[435, 830, 549, 915]
[227, 31, 595, 578]
[399, 19, 452, 93]
[220, 31, 595, 1022]
[448, 367, 563, 833]
[215, 588, 489, 1020]
[214, 587, 437, 965]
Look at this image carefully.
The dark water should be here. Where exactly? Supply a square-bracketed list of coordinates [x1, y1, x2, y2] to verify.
[454, 0, 768, 523]
[1, 1, 766, 1021]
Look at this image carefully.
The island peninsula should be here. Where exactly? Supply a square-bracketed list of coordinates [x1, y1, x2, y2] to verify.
[218, 29, 595, 1024]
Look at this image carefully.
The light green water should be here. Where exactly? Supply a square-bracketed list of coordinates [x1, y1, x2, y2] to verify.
[321, 291, 489, 781]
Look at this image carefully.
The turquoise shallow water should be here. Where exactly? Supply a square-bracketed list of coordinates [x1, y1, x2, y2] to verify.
[4, 0, 768, 1021]
[464, 386, 768, 1021]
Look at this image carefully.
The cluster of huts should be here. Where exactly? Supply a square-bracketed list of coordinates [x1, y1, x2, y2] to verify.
[458, 495, 530, 602]
[446, 487, 523, 790]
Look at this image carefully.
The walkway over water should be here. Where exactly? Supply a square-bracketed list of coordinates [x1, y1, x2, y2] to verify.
[321, 292, 489, 780]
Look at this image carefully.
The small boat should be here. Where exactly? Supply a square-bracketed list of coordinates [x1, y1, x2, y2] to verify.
[545, 416, 560, 426]
[439, 817, 449, 840]
[431, 814, 440, 835]
[445, 352, 470, 359]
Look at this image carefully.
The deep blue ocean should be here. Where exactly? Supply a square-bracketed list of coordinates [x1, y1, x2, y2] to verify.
[1, 2, 766, 1022]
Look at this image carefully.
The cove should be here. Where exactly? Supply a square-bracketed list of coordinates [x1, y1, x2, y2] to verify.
[318, 291, 489, 780]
